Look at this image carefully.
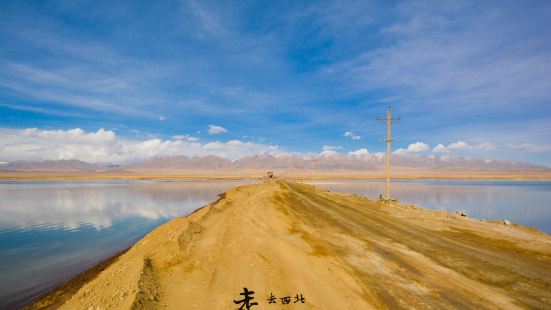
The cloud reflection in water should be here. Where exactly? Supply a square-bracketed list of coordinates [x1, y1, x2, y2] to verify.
[0, 181, 249, 230]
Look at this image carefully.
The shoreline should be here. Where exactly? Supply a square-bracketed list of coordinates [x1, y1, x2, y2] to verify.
[2, 170, 551, 181]
[23, 248, 130, 310]
[22, 180, 551, 309]
[22, 193, 228, 310]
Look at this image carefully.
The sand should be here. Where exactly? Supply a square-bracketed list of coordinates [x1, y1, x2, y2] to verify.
[27, 180, 551, 309]
[2, 169, 551, 181]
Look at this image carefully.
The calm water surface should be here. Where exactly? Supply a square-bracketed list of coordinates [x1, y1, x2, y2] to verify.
[1, 179, 550, 308]
[0, 180, 254, 309]
[314, 180, 551, 235]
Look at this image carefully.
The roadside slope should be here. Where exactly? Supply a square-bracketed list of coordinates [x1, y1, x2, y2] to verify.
[31, 180, 551, 309]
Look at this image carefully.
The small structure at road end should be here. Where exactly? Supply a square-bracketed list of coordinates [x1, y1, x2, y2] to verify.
[455, 211, 468, 217]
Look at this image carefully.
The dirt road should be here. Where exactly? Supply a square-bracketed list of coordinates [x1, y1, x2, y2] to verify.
[30, 180, 551, 309]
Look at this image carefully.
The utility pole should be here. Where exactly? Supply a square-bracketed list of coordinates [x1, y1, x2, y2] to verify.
[377, 106, 400, 200]
[311, 158, 318, 183]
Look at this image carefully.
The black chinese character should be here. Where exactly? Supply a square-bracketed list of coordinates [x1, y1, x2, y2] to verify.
[281, 296, 291, 304]
[294, 293, 305, 303]
[234, 287, 258, 310]
[267, 292, 277, 304]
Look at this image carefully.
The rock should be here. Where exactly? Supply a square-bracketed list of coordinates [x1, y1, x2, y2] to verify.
[504, 220, 511, 225]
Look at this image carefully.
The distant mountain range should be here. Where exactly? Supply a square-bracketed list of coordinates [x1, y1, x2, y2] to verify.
[0, 159, 120, 171]
[1, 154, 548, 172]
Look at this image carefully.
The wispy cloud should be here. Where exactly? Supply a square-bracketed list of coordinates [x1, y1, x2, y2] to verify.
[207, 125, 228, 134]
[1, 1, 550, 165]
[343, 131, 361, 140]
[0, 102, 84, 117]
[506, 143, 551, 153]
[432, 141, 496, 154]
[185, 0, 224, 35]
[172, 134, 200, 142]
[325, 1, 551, 117]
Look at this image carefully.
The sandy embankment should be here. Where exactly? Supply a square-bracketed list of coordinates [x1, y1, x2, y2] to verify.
[29, 180, 551, 309]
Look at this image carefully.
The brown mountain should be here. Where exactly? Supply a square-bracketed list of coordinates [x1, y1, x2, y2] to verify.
[126, 155, 233, 170]
[2, 154, 548, 172]
[0, 159, 109, 171]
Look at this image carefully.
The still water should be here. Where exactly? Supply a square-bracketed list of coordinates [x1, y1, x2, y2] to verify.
[0, 180, 254, 309]
[1, 180, 550, 308]
[314, 180, 551, 235]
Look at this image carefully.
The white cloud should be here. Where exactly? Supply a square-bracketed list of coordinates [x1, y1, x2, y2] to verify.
[432, 141, 496, 153]
[447, 141, 470, 150]
[320, 145, 342, 157]
[322, 145, 341, 151]
[474, 142, 496, 152]
[172, 134, 200, 142]
[207, 124, 228, 134]
[506, 143, 551, 153]
[393, 141, 430, 155]
[348, 148, 370, 156]
[407, 141, 430, 153]
[372, 152, 385, 160]
[432, 143, 448, 153]
[348, 148, 369, 156]
[343, 131, 361, 140]
[392, 149, 406, 155]
[0, 127, 279, 163]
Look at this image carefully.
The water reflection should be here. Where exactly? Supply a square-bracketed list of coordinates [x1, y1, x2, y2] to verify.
[314, 180, 551, 235]
[1, 179, 549, 308]
[0, 181, 250, 230]
[0, 180, 253, 309]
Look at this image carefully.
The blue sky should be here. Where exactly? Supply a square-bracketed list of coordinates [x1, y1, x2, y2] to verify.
[1, 0, 550, 165]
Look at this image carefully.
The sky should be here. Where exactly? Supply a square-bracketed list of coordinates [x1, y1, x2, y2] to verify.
[1, 0, 550, 165]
